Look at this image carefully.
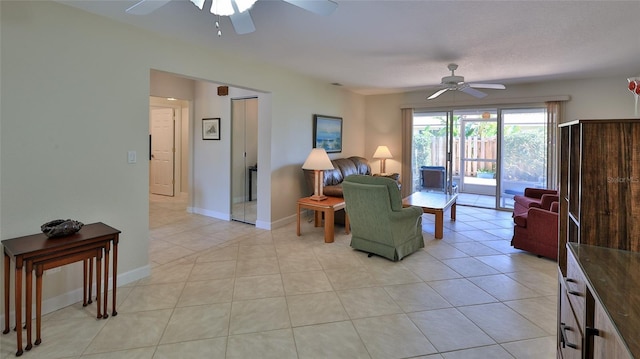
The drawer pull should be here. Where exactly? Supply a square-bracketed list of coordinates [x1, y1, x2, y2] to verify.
[566, 277, 582, 296]
[587, 327, 600, 337]
[560, 323, 579, 349]
[568, 290, 582, 297]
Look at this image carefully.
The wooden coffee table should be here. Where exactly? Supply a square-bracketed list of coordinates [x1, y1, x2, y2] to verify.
[403, 192, 458, 239]
[297, 196, 350, 243]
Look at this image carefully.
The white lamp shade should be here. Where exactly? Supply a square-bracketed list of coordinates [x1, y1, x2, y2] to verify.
[373, 145, 393, 159]
[302, 148, 334, 170]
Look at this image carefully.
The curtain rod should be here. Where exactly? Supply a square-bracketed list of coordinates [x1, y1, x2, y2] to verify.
[400, 95, 571, 110]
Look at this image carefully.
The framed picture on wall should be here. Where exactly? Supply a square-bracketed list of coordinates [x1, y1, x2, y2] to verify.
[313, 114, 342, 153]
[202, 118, 220, 140]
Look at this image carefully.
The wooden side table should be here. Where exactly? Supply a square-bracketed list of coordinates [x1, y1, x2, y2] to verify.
[297, 196, 350, 243]
[32, 245, 104, 348]
[2, 222, 120, 356]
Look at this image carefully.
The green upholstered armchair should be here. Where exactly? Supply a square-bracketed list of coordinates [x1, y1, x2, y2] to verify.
[342, 175, 424, 261]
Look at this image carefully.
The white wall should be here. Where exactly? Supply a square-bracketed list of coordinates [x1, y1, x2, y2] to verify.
[2, 1, 154, 310]
[150, 70, 195, 101]
[0, 1, 365, 318]
[364, 77, 638, 175]
[192, 81, 231, 219]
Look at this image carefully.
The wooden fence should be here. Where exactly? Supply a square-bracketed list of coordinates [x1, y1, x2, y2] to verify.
[427, 136, 497, 175]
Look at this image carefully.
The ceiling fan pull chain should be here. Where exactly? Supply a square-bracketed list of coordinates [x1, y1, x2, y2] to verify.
[216, 15, 222, 37]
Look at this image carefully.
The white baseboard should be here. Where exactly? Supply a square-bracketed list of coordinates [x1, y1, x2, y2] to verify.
[255, 220, 271, 230]
[188, 207, 295, 231]
[0, 265, 150, 326]
[189, 207, 230, 221]
[270, 213, 297, 229]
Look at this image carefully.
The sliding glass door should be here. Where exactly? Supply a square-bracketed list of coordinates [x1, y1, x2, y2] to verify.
[412, 107, 549, 210]
[457, 109, 497, 199]
[412, 111, 454, 194]
[499, 108, 548, 208]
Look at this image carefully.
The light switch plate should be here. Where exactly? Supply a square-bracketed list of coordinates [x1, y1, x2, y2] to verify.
[127, 151, 137, 164]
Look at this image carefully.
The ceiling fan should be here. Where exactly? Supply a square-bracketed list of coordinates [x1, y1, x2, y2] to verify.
[126, 0, 338, 35]
[427, 63, 506, 100]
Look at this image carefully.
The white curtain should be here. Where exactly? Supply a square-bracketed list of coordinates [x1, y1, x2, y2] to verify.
[401, 108, 414, 198]
[546, 101, 563, 189]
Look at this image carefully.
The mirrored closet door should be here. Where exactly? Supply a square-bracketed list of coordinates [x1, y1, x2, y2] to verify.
[230, 97, 258, 224]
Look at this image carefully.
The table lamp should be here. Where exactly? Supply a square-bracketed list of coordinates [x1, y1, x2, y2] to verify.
[373, 145, 393, 173]
[302, 148, 334, 201]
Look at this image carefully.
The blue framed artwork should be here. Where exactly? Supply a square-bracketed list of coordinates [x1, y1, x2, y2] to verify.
[313, 114, 342, 153]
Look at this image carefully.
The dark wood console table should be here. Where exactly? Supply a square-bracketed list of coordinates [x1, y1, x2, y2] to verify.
[2, 222, 120, 356]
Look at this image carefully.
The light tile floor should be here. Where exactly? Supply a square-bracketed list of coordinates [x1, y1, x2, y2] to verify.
[1, 194, 558, 358]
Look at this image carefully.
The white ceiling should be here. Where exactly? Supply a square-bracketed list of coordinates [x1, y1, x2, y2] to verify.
[58, 0, 640, 95]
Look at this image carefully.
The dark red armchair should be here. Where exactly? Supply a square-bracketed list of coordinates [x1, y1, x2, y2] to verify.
[513, 188, 558, 217]
[512, 201, 559, 260]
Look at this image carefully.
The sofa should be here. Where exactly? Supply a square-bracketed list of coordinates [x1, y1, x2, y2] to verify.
[513, 188, 559, 217]
[512, 200, 559, 260]
[343, 175, 424, 261]
[303, 156, 372, 198]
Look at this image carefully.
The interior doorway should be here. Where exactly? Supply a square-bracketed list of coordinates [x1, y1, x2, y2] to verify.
[150, 107, 175, 196]
[149, 96, 190, 198]
[148, 70, 271, 229]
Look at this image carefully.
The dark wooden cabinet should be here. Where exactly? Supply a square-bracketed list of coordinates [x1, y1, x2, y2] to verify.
[563, 244, 638, 359]
[558, 119, 640, 359]
[593, 300, 631, 359]
[559, 277, 584, 359]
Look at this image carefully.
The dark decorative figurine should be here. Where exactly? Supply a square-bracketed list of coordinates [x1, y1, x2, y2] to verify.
[40, 219, 84, 238]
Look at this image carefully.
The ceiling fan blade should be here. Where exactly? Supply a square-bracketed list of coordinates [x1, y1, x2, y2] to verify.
[468, 83, 506, 90]
[190, 0, 205, 10]
[281, 0, 338, 16]
[126, 0, 172, 15]
[427, 88, 449, 100]
[229, 10, 256, 34]
[460, 86, 488, 99]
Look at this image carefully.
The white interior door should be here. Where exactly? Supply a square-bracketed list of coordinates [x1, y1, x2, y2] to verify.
[150, 107, 175, 196]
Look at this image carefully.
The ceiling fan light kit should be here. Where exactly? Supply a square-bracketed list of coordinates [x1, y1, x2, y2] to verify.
[127, 0, 338, 36]
[187, 0, 258, 36]
[189, 0, 257, 16]
[427, 63, 506, 100]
